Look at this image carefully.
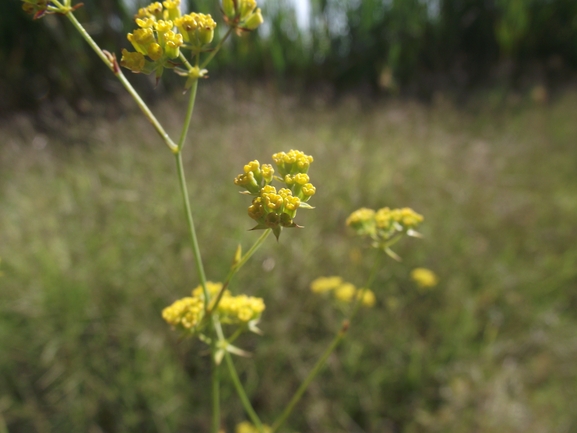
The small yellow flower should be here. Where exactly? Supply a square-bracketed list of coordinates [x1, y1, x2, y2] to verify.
[346, 207, 376, 235]
[127, 28, 156, 55]
[334, 282, 356, 303]
[235, 421, 271, 433]
[136, 17, 156, 28]
[162, 297, 204, 330]
[147, 2, 164, 19]
[410, 268, 438, 289]
[248, 197, 265, 220]
[310, 276, 343, 293]
[161, 30, 183, 58]
[242, 8, 263, 30]
[192, 281, 224, 299]
[162, 0, 181, 20]
[120, 49, 146, 72]
[357, 289, 376, 307]
[155, 19, 174, 33]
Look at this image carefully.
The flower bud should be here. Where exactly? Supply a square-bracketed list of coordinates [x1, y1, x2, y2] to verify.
[222, 0, 235, 19]
[120, 49, 146, 72]
[147, 43, 163, 61]
[242, 8, 263, 31]
[127, 28, 156, 55]
[147, 2, 164, 19]
[162, 0, 181, 21]
[175, 13, 216, 50]
[161, 30, 183, 59]
[239, 0, 257, 18]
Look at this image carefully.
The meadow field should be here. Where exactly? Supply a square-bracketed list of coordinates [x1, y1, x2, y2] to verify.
[1, 86, 576, 433]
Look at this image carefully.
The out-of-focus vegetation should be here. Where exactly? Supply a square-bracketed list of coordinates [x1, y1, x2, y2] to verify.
[1, 86, 577, 432]
[2, 0, 577, 112]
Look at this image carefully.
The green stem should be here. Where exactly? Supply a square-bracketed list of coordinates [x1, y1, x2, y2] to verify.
[64, 12, 178, 152]
[207, 230, 271, 316]
[200, 27, 234, 69]
[179, 52, 194, 71]
[230, 230, 272, 277]
[175, 151, 220, 431]
[271, 252, 383, 432]
[214, 322, 263, 431]
[270, 321, 350, 433]
[177, 79, 199, 152]
[225, 353, 264, 432]
[212, 350, 221, 433]
[348, 252, 381, 323]
[174, 152, 209, 301]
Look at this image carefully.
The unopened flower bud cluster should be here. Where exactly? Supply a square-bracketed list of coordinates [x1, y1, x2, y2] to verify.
[222, 0, 264, 33]
[347, 206, 423, 248]
[310, 276, 376, 308]
[234, 150, 316, 238]
[162, 281, 265, 334]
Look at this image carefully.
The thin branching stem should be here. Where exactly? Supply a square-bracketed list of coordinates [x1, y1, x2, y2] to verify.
[177, 79, 199, 152]
[64, 12, 178, 152]
[271, 251, 383, 432]
[271, 321, 349, 433]
[215, 321, 264, 432]
[207, 230, 271, 317]
[201, 27, 234, 69]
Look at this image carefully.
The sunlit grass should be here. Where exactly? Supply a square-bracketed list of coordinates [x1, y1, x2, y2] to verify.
[1, 87, 577, 432]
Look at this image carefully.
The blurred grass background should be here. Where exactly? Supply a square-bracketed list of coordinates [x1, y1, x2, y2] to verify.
[1, 84, 577, 432]
[3, 0, 577, 113]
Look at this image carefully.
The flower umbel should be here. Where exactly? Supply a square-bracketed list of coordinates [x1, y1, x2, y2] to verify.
[122, 2, 216, 81]
[310, 276, 376, 308]
[347, 206, 423, 259]
[235, 150, 316, 240]
[162, 282, 266, 336]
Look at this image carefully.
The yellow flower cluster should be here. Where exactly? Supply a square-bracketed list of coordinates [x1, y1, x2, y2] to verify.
[162, 282, 266, 334]
[234, 160, 274, 194]
[235, 151, 315, 239]
[175, 13, 217, 50]
[272, 149, 314, 176]
[121, 1, 216, 76]
[191, 283, 265, 324]
[375, 207, 423, 230]
[235, 421, 271, 433]
[410, 268, 438, 290]
[162, 296, 204, 330]
[310, 276, 376, 308]
[222, 0, 264, 32]
[346, 206, 423, 251]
